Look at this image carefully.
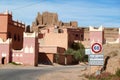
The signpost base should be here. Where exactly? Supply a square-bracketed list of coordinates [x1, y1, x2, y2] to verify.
[89, 66, 102, 75]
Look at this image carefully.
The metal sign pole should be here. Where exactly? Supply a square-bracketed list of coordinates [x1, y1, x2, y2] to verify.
[88, 55, 91, 78]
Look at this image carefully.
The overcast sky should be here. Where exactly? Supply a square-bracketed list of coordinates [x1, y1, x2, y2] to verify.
[0, 0, 120, 27]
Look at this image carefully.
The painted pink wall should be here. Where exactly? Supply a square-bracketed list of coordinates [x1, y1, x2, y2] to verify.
[23, 37, 38, 66]
[0, 43, 11, 64]
[90, 31, 104, 44]
[12, 51, 23, 64]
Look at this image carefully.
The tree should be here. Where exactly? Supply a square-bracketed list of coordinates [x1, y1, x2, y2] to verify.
[65, 42, 87, 62]
[65, 48, 74, 55]
[71, 42, 80, 50]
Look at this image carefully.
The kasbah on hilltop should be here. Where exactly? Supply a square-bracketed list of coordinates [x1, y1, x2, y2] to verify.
[0, 10, 120, 74]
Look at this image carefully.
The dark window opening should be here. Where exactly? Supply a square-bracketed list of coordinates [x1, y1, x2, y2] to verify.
[18, 35, 20, 41]
[14, 34, 17, 41]
[75, 34, 79, 37]
[81, 35, 83, 38]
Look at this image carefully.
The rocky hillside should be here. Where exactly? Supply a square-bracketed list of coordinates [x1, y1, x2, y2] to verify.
[103, 44, 120, 74]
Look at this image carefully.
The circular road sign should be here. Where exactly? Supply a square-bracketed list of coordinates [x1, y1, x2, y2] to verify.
[91, 43, 102, 53]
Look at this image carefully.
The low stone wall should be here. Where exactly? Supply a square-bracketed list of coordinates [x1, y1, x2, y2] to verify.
[106, 38, 119, 44]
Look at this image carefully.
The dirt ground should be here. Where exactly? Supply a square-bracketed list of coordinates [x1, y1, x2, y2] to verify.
[39, 66, 89, 80]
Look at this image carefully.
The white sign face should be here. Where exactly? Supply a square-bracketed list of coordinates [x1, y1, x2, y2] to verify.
[89, 54, 104, 66]
[85, 49, 91, 55]
[91, 43, 102, 54]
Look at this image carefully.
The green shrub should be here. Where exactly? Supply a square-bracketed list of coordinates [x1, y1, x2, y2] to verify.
[65, 42, 87, 62]
[65, 48, 74, 55]
[10, 62, 21, 65]
[116, 68, 120, 77]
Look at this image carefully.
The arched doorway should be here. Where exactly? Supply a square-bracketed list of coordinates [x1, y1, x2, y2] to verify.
[1, 57, 5, 64]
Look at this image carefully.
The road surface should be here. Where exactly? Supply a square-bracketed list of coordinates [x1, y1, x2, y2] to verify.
[0, 65, 87, 80]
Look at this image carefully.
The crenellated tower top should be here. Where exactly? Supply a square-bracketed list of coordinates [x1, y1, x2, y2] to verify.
[89, 25, 104, 31]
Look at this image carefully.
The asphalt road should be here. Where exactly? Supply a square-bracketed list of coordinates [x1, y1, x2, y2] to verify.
[0, 65, 87, 80]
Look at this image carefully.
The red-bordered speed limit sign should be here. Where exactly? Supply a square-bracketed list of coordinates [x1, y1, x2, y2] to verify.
[91, 43, 102, 53]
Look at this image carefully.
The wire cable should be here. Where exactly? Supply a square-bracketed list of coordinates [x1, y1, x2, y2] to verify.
[12, 0, 44, 11]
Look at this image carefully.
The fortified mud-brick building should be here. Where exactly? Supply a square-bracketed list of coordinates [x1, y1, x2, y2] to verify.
[0, 11, 25, 50]
[31, 12, 78, 32]
[38, 26, 84, 64]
